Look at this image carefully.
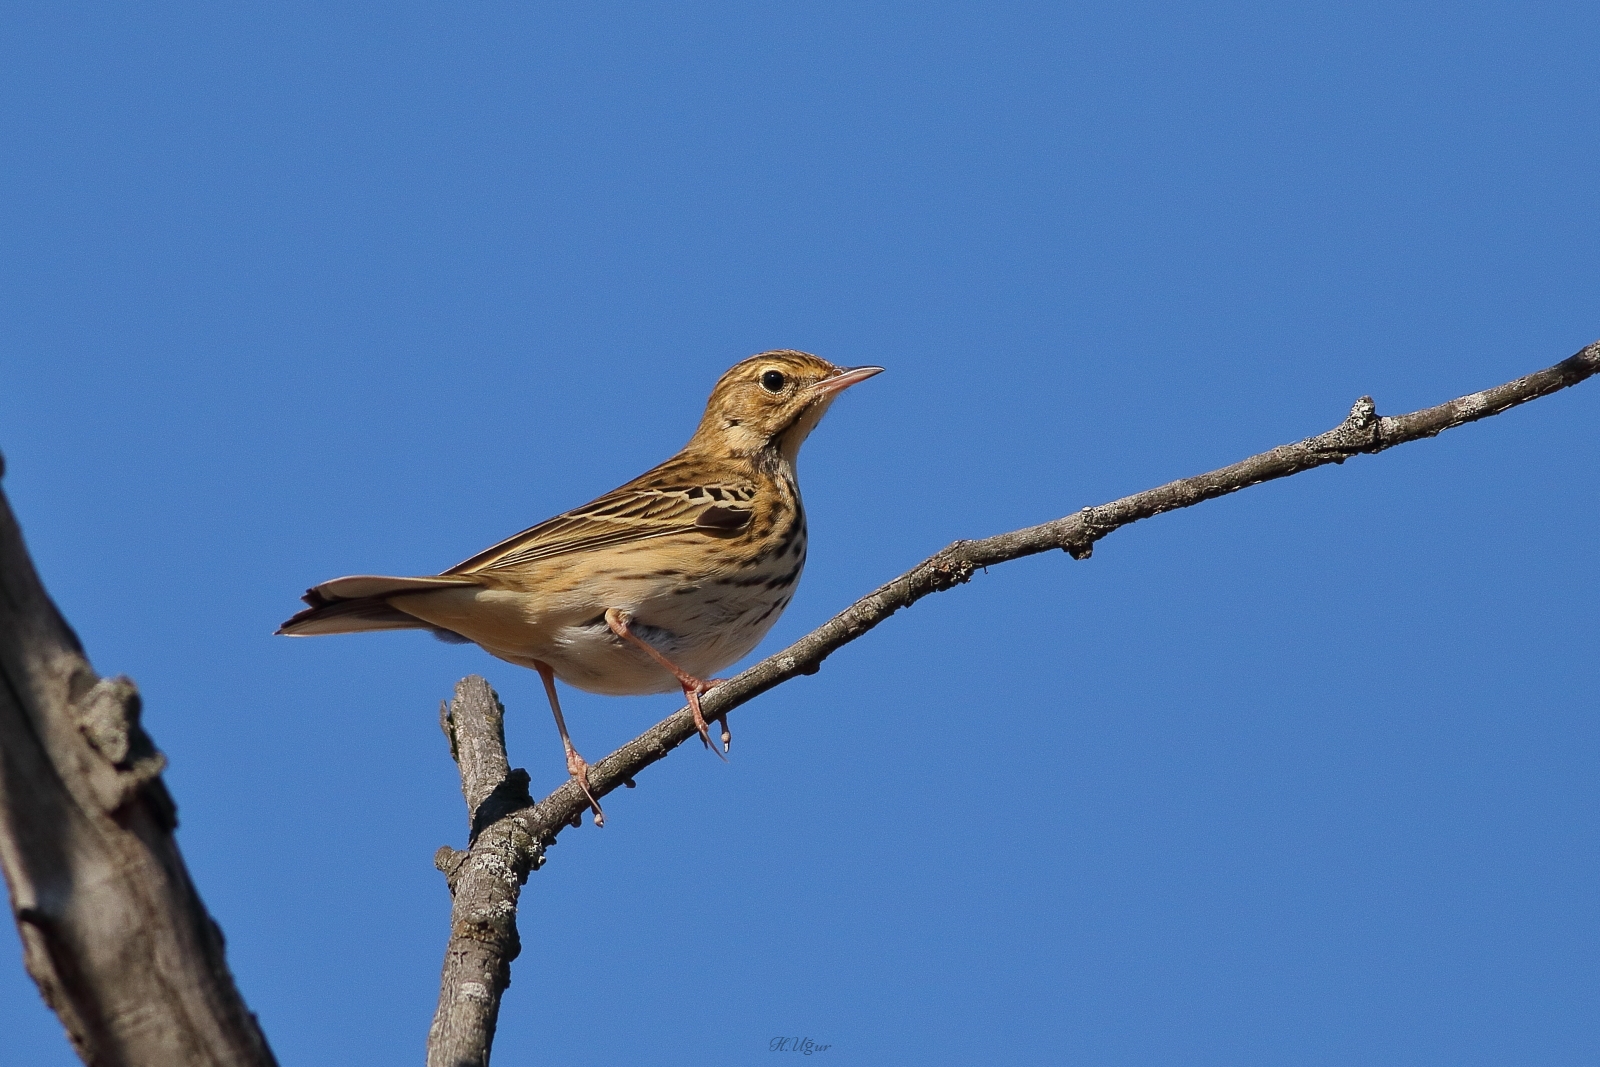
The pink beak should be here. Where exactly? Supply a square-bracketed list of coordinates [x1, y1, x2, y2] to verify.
[814, 365, 885, 397]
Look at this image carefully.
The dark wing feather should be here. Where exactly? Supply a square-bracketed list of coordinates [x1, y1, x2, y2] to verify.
[694, 504, 753, 531]
[446, 478, 755, 575]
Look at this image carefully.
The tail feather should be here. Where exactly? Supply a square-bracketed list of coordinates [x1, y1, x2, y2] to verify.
[277, 597, 432, 636]
[311, 574, 481, 602]
[277, 573, 481, 640]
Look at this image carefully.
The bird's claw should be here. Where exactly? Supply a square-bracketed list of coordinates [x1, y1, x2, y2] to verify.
[566, 751, 605, 827]
[684, 684, 729, 763]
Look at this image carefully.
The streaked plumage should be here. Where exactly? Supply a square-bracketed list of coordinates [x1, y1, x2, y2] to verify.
[278, 351, 881, 823]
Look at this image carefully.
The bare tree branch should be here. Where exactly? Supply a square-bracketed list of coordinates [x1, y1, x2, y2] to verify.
[0, 460, 278, 1067]
[427, 677, 541, 1067]
[424, 339, 1598, 1063]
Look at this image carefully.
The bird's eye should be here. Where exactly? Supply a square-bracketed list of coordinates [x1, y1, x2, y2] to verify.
[760, 369, 786, 393]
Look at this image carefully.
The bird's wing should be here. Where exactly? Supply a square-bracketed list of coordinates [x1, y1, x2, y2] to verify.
[446, 479, 755, 575]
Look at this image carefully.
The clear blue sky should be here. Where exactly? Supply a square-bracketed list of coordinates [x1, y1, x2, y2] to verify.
[3, 3, 1597, 1065]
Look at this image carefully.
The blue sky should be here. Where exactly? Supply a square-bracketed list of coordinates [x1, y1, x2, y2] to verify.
[2, 3, 1597, 1064]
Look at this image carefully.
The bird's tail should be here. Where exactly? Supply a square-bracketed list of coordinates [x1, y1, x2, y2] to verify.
[276, 574, 479, 641]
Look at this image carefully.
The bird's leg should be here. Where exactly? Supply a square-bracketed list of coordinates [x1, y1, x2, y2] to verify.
[604, 608, 728, 759]
[534, 660, 604, 827]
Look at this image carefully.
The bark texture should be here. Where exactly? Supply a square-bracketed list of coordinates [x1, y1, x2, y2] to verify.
[426, 677, 542, 1067]
[0, 460, 278, 1067]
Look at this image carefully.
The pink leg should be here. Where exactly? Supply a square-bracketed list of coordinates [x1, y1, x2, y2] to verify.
[534, 660, 604, 827]
[604, 608, 728, 758]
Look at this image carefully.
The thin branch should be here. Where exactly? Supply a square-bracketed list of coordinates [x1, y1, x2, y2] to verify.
[0, 460, 278, 1067]
[428, 339, 1599, 1067]
[525, 339, 1600, 839]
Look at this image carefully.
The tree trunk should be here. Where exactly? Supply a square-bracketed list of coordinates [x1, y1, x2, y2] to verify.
[0, 461, 277, 1067]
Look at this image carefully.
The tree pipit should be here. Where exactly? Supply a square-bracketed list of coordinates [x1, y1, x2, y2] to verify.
[278, 351, 882, 825]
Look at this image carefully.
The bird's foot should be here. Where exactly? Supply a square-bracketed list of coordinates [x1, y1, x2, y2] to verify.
[682, 678, 730, 760]
[566, 748, 605, 827]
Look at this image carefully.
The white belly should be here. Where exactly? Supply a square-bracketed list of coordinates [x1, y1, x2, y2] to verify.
[392, 532, 806, 696]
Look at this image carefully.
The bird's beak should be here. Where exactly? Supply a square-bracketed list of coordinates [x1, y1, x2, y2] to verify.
[813, 365, 885, 397]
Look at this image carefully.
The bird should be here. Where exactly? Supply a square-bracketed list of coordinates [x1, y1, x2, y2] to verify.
[278, 350, 882, 825]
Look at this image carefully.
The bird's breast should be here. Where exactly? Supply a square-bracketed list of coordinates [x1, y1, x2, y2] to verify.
[543, 506, 807, 695]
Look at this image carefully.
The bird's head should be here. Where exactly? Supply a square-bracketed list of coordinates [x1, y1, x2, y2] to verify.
[690, 350, 883, 463]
